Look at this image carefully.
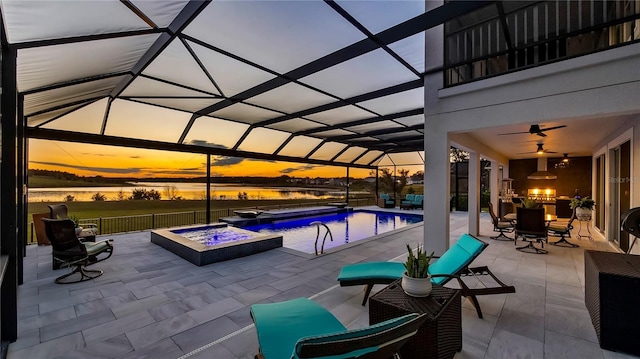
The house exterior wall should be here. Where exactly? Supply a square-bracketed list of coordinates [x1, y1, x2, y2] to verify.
[424, 36, 640, 249]
[593, 118, 640, 254]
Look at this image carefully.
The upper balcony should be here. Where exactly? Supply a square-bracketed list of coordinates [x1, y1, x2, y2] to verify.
[444, 0, 640, 87]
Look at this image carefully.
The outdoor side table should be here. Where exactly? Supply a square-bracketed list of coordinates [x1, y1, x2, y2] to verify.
[369, 279, 462, 359]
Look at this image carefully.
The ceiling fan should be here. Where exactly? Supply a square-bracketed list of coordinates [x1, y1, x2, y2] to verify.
[499, 124, 567, 137]
[517, 143, 557, 154]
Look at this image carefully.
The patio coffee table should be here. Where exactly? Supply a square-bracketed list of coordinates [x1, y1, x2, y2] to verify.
[369, 279, 461, 359]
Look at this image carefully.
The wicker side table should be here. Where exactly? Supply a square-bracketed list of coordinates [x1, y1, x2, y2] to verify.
[369, 280, 461, 359]
[585, 250, 640, 356]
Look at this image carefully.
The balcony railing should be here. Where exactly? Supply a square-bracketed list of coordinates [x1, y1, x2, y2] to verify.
[445, 0, 640, 86]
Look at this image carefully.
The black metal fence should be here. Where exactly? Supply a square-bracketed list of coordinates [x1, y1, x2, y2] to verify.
[28, 198, 376, 244]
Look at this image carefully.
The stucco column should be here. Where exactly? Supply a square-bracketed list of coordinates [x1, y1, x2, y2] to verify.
[424, 129, 450, 255]
[468, 152, 480, 235]
[490, 160, 499, 215]
[423, 0, 448, 255]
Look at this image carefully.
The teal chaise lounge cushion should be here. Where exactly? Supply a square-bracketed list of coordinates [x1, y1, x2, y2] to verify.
[250, 297, 426, 359]
[336, 234, 515, 318]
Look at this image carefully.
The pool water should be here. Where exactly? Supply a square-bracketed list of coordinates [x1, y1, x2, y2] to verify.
[172, 226, 255, 246]
[241, 210, 423, 253]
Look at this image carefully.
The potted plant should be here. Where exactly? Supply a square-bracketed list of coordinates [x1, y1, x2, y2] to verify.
[401, 243, 435, 297]
[570, 196, 595, 220]
[521, 197, 540, 209]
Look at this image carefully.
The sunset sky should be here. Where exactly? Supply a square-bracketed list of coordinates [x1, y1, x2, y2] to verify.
[28, 139, 377, 179]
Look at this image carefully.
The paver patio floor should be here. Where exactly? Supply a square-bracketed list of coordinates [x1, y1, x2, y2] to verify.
[9, 209, 635, 359]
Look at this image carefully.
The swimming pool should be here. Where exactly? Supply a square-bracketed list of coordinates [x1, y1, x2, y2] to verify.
[241, 210, 423, 254]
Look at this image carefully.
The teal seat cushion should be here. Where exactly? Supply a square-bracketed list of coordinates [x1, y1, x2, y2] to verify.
[337, 262, 405, 282]
[380, 193, 389, 200]
[405, 194, 415, 201]
[251, 298, 346, 359]
[429, 234, 484, 285]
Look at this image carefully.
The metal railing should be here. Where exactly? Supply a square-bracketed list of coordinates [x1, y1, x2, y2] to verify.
[28, 198, 376, 244]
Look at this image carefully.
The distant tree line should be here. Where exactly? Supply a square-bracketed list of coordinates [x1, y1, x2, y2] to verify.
[65, 188, 163, 202]
[29, 169, 129, 185]
[30, 169, 360, 187]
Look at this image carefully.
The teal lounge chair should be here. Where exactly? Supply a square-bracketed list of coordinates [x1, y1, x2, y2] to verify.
[336, 234, 515, 318]
[250, 297, 427, 359]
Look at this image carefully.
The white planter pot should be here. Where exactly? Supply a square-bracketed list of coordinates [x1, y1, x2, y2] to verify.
[401, 273, 432, 297]
[576, 207, 592, 221]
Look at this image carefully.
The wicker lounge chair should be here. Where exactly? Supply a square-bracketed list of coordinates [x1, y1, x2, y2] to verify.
[336, 234, 515, 318]
[250, 297, 426, 359]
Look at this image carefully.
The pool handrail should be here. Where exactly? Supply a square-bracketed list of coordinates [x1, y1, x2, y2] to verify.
[310, 221, 333, 255]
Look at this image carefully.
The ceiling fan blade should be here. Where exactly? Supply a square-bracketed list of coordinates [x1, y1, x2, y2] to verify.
[498, 131, 530, 136]
[536, 132, 547, 137]
[539, 125, 567, 132]
[516, 151, 535, 154]
[544, 150, 558, 153]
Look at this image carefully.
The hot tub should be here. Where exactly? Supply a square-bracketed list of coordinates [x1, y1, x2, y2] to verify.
[151, 223, 282, 266]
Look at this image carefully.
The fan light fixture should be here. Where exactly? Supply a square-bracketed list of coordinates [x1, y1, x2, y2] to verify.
[555, 153, 570, 169]
[536, 144, 544, 154]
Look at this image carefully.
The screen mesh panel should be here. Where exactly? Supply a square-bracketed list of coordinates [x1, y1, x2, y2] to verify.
[183, 116, 250, 149]
[278, 136, 323, 157]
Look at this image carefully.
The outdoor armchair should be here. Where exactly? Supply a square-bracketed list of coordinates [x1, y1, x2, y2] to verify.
[515, 207, 548, 254]
[48, 203, 99, 237]
[488, 202, 514, 241]
[400, 194, 423, 209]
[42, 218, 113, 284]
[250, 297, 426, 359]
[377, 193, 395, 208]
[400, 193, 415, 205]
[548, 209, 578, 247]
[410, 194, 423, 209]
[48, 203, 99, 269]
[336, 234, 515, 318]
[47, 203, 98, 234]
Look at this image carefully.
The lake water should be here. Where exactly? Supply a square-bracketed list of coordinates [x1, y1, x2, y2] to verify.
[28, 182, 349, 202]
